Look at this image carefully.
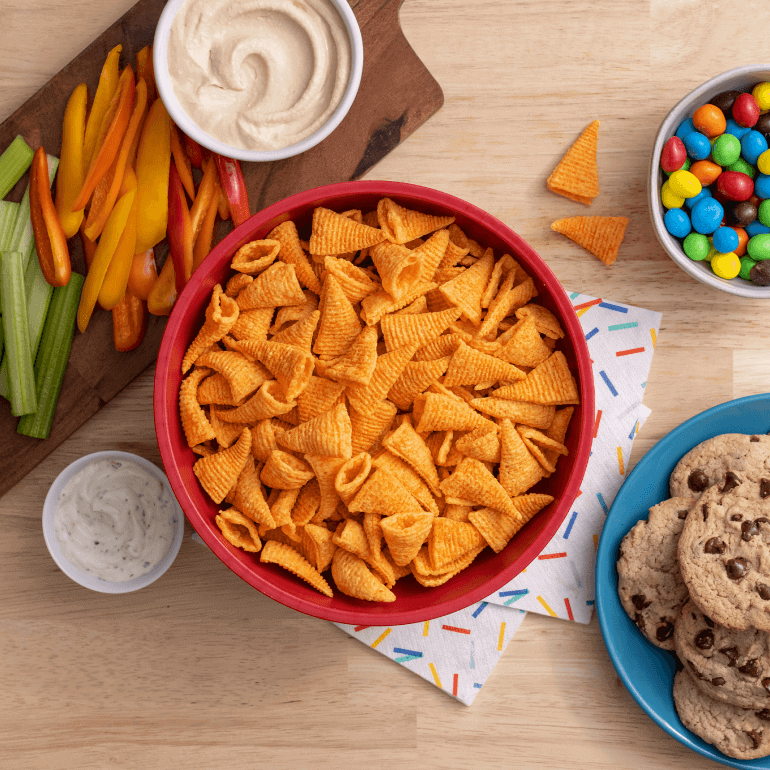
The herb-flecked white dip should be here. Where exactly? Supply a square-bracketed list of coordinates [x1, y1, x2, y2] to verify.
[54, 458, 178, 582]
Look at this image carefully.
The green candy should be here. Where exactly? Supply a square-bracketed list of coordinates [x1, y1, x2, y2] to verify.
[747, 233, 770, 261]
[712, 133, 742, 166]
[728, 158, 757, 179]
[683, 232, 710, 261]
[759, 199, 770, 227]
[739, 256, 757, 280]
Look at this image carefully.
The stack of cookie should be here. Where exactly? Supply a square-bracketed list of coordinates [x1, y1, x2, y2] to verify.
[617, 433, 770, 761]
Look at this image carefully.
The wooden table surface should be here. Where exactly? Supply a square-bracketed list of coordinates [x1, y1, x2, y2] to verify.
[3, 0, 770, 767]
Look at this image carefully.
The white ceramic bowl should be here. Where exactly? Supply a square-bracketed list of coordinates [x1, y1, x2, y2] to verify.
[649, 64, 770, 298]
[153, 0, 364, 162]
[42, 451, 184, 593]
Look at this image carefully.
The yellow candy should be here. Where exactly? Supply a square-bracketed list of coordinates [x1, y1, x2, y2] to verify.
[758, 149, 770, 176]
[711, 252, 740, 279]
[752, 82, 770, 111]
[661, 180, 685, 209]
[668, 169, 703, 199]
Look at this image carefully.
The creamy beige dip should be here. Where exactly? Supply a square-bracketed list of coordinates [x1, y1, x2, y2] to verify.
[54, 458, 178, 582]
[167, 0, 352, 151]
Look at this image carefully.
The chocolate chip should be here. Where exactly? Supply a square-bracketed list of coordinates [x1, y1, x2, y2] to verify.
[743, 520, 761, 542]
[632, 594, 650, 610]
[702, 504, 709, 522]
[752, 436, 761, 442]
[758, 584, 770, 601]
[695, 629, 714, 649]
[711, 677, 726, 686]
[722, 471, 741, 493]
[761, 677, 770, 693]
[747, 730, 763, 749]
[704, 615, 715, 628]
[757, 709, 770, 721]
[689, 469, 709, 493]
[689, 660, 706, 680]
[634, 613, 645, 631]
[677, 509, 689, 520]
[656, 622, 675, 642]
[720, 646, 740, 666]
[762, 479, 770, 499]
[704, 538, 726, 554]
[740, 659, 761, 678]
[757, 517, 770, 525]
[727, 558, 751, 580]
[732, 514, 744, 521]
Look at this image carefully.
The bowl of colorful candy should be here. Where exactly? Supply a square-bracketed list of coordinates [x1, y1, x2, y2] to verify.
[649, 64, 770, 297]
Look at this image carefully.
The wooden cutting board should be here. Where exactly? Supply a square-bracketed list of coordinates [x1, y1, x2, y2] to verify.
[0, 0, 443, 499]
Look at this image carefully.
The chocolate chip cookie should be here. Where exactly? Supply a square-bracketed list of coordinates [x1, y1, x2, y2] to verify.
[678, 478, 770, 631]
[617, 497, 695, 649]
[670, 433, 770, 499]
[673, 668, 770, 760]
[675, 598, 770, 710]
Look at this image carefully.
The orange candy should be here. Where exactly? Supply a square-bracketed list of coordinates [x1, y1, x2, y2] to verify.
[689, 159, 722, 186]
[734, 226, 749, 257]
[692, 104, 726, 138]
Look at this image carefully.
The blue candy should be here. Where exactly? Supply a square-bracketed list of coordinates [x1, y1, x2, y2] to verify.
[746, 220, 770, 237]
[685, 187, 713, 209]
[676, 118, 696, 140]
[755, 173, 770, 200]
[664, 208, 692, 238]
[725, 118, 751, 140]
[691, 197, 724, 234]
[713, 226, 739, 253]
[741, 131, 769, 165]
[683, 132, 711, 161]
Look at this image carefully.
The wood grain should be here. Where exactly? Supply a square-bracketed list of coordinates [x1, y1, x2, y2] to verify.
[3, 0, 770, 768]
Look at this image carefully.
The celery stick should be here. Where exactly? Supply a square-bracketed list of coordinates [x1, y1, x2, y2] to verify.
[0, 136, 33, 200]
[0, 250, 36, 415]
[17, 273, 84, 439]
[0, 201, 20, 249]
[9, 154, 58, 271]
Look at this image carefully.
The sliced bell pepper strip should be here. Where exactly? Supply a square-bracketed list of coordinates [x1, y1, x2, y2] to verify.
[134, 98, 171, 254]
[135, 45, 157, 105]
[189, 154, 217, 242]
[170, 123, 195, 200]
[193, 180, 220, 271]
[55, 83, 87, 239]
[29, 147, 71, 288]
[183, 133, 203, 169]
[127, 247, 158, 301]
[98, 166, 138, 310]
[79, 221, 97, 270]
[214, 154, 250, 227]
[167, 160, 193, 294]
[77, 186, 135, 332]
[73, 66, 135, 213]
[83, 77, 147, 241]
[147, 253, 177, 316]
[82, 44, 121, 177]
[217, 183, 230, 220]
[112, 287, 147, 352]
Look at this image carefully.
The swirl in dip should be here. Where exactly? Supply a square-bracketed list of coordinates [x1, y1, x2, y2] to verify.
[167, 0, 352, 151]
[53, 458, 179, 582]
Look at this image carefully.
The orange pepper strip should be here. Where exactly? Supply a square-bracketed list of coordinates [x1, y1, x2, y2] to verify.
[135, 45, 157, 104]
[189, 154, 217, 241]
[83, 78, 147, 241]
[73, 66, 135, 213]
[112, 287, 147, 352]
[55, 83, 87, 238]
[98, 167, 138, 310]
[218, 184, 230, 221]
[30, 147, 71, 288]
[167, 160, 194, 294]
[79, 220, 97, 270]
[82, 44, 121, 177]
[127, 247, 158, 301]
[193, 180, 220, 271]
[170, 123, 195, 200]
[134, 98, 171, 254]
[77, 187, 135, 332]
[147, 254, 177, 316]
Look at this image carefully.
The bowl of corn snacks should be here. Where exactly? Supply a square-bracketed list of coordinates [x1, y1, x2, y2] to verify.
[154, 180, 594, 624]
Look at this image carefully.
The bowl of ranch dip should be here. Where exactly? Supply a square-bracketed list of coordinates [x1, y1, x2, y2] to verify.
[42, 451, 184, 593]
[153, 0, 364, 161]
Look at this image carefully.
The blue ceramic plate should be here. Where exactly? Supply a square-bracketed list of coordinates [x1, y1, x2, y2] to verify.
[596, 394, 770, 769]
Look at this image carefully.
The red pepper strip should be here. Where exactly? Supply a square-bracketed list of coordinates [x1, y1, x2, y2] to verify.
[73, 66, 135, 212]
[193, 181, 220, 271]
[30, 147, 71, 288]
[189, 154, 217, 242]
[170, 124, 195, 200]
[167, 161, 193, 294]
[183, 133, 203, 168]
[79, 220, 97, 270]
[214, 154, 250, 227]
[147, 254, 177, 316]
[135, 45, 157, 104]
[127, 247, 158, 301]
[112, 287, 147, 352]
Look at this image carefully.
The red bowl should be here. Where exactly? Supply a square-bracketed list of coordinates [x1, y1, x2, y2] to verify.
[154, 181, 595, 625]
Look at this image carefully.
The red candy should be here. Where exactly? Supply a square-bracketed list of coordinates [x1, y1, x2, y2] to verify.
[660, 136, 687, 173]
[716, 170, 754, 201]
[732, 92, 760, 128]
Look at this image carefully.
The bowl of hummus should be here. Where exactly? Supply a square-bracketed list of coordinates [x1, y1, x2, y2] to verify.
[153, 0, 364, 161]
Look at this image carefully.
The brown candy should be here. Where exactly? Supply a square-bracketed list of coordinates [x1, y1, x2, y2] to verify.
[709, 89, 742, 114]
[688, 469, 709, 493]
[750, 260, 770, 286]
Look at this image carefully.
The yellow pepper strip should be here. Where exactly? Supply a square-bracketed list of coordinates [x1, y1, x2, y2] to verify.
[147, 253, 177, 316]
[125, 83, 149, 172]
[98, 166, 138, 310]
[83, 78, 147, 241]
[55, 83, 87, 238]
[170, 123, 195, 200]
[82, 44, 122, 177]
[134, 98, 171, 254]
[135, 45, 157, 104]
[77, 187, 135, 333]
